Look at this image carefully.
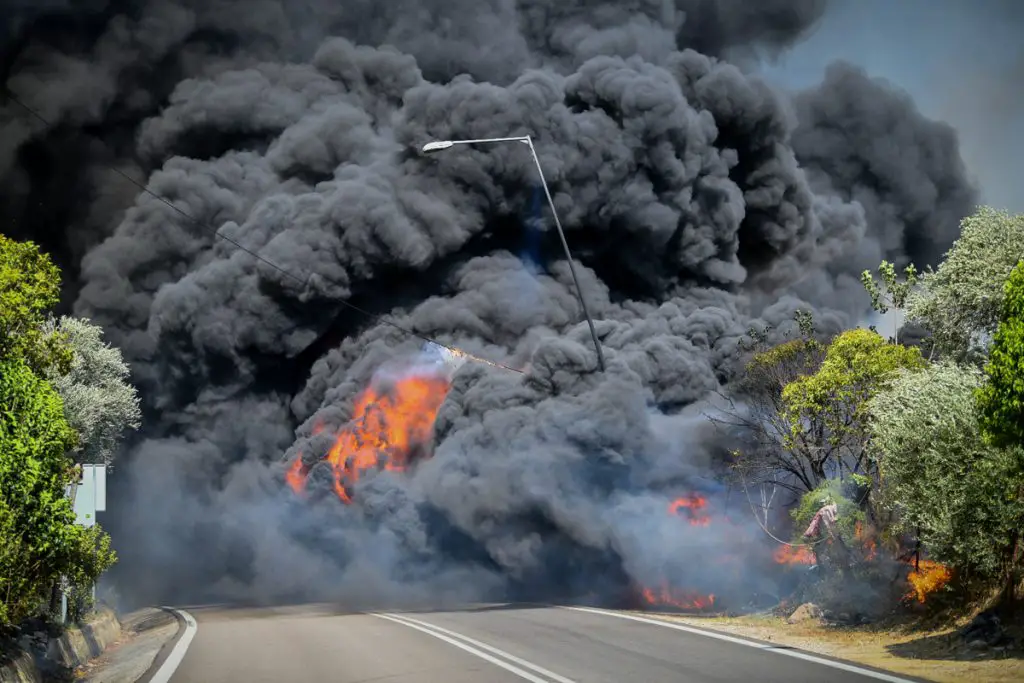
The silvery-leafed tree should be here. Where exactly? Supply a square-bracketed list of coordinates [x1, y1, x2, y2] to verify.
[42, 316, 141, 466]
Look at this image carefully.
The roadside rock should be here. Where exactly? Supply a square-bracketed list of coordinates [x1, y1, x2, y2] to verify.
[786, 603, 823, 624]
[959, 610, 1013, 649]
[820, 610, 872, 626]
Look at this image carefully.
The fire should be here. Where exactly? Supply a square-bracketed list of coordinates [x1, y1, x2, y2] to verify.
[286, 372, 451, 502]
[773, 544, 816, 566]
[905, 559, 952, 603]
[669, 494, 711, 527]
[854, 521, 878, 561]
[285, 457, 306, 492]
[637, 493, 717, 612]
[641, 583, 716, 611]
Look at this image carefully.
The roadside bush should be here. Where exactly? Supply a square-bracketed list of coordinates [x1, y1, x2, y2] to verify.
[868, 361, 1024, 598]
[0, 357, 116, 630]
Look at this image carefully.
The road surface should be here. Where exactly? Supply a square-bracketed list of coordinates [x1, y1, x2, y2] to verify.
[154, 603, 919, 683]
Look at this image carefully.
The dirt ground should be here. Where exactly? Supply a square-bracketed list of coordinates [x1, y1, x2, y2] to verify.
[639, 611, 1023, 683]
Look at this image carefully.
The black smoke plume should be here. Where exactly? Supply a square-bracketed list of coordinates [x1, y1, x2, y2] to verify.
[1, 0, 977, 608]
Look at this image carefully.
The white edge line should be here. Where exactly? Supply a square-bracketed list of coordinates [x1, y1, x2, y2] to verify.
[147, 608, 198, 683]
[562, 607, 918, 683]
[389, 613, 578, 683]
[372, 613, 553, 683]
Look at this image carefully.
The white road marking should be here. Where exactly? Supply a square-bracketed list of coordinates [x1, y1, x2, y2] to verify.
[563, 606, 919, 683]
[148, 608, 197, 683]
[385, 613, 577, 683]
[373, 613, 577, 683]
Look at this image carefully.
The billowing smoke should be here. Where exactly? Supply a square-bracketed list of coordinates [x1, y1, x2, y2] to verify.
[1, 0, 977, 609]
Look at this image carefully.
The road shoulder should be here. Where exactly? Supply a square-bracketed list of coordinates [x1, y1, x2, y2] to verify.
[636, 611, 1022, 683]
[76, 609, 181, 683]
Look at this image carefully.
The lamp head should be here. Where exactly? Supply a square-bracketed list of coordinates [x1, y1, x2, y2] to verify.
[422, 140, 455, 153]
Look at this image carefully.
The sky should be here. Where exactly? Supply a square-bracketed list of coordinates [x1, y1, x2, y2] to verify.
[759, 0, 1022, 213]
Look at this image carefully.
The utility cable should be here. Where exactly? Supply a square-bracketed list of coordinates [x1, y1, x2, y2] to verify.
[738, 473, 830, 548]
[2, 88, 524, 375]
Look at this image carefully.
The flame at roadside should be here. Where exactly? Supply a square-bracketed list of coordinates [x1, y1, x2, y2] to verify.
[905, 560, 952, 603]
[285, 351, 947, 611]
[636, 495, 718, 612]
[641, 583, 716, 611]
[777, 515, 953, 604]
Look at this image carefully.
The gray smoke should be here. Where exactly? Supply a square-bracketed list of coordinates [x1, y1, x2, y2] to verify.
[1, 0, 978, 608]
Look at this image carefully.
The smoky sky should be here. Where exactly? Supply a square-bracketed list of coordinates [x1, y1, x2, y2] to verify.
[0, 0, 982, 608]
[758, 0, 1023, 214]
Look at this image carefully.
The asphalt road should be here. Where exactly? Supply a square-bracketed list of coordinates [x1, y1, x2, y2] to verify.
[159, 603, 918, 683]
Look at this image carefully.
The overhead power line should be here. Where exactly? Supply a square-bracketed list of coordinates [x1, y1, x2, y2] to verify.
[2, 88, 524, 376]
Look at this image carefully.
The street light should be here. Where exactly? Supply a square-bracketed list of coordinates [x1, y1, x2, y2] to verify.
[421, 135, 607, 372]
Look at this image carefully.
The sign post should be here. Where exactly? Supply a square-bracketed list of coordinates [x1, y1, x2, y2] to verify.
[61, 464, 107, 622]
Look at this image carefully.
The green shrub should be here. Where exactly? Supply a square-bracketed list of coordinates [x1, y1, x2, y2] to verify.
[0, 357, 115, 629]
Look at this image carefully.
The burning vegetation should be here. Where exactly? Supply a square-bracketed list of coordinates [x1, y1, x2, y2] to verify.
[284, 357, 958, 614]
[905, 560, 953, 604]
[287, 370, 453, 503]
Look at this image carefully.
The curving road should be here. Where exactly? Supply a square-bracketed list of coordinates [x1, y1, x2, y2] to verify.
[150, 603, 923, 683]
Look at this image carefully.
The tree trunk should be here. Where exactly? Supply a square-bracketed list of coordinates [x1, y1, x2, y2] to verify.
[995, 489, 1024, 616]
[995, 539, 1021, 616]
[48, 581, 61, 621]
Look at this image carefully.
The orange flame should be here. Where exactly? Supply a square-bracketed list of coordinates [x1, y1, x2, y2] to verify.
[773, 545, 816, 566]
[854, 521, 878, 561]
[286, 372, 451, 502]
[669, 494, 711, 527]
[637, 494, 716, 611]
[286, 422, 325, 494]
[641, 583, 716, 611]
[286, 457, 306, 492]
[905, 559, 952, 603]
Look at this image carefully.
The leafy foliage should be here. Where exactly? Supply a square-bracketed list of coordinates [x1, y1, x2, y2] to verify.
[0, 357, 78, 626]
[41, 316, 141, 465]
[906, 207, 1024, 362]
[861, 260, 919, 316]
[0, 238, 119, 630]
[788, 475, 900, 615]
[861, 260, 919, 344]
[0, 235, 72, 374]
[868, 361, 1024, 581]
[791, 476, 870, 546]
[976, 260, 1024, 448]
[64, 527, 117, 624]
[717, 330, 827, 493]
[780, 329, 925, 481]
[0, 357, 117, 628]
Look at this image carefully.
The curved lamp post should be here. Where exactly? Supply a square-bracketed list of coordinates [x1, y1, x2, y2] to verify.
[421, 135, 607, 372]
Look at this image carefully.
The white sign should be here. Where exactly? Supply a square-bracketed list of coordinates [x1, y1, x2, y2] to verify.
[72, 464, 107, 528]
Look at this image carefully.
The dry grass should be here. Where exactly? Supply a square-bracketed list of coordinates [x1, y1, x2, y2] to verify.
[634, 611, 1024, 683]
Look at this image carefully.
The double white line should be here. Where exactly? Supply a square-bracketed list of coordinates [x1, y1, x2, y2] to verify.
[372, 612, 577, 683]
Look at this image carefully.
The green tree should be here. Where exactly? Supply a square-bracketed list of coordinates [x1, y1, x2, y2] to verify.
[868, 361, 1024, 599]
[976, 261, 1024, 448]
[860, 262, 925, 348]
[719, 323, 922, 494]
[0, 357, 115, 628]
[781, 328, 925, 481]
[861, 260, 919, 345]
[0, 235, 72, 373]
[713, 313, 827, 494]
[906, 207, 1024, 362]
[861, 260, 920, 317]
[41, 316, 142, 465]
